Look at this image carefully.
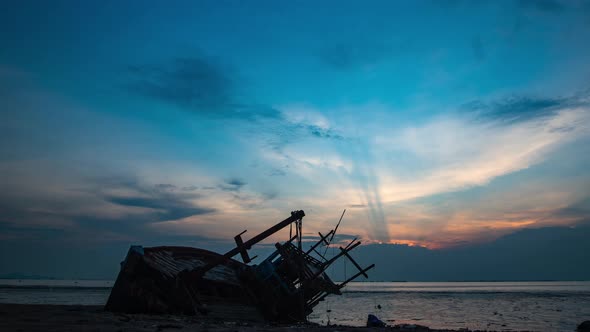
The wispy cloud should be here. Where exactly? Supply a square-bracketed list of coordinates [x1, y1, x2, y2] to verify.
[374, 104, 589, 204]
[251, 98, 590, 246]
[462, 95, 574, 123]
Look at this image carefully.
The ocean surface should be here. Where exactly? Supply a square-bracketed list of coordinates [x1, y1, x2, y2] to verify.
[1, 280, 589, 331]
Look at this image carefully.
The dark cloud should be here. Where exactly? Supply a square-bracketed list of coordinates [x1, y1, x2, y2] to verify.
[0, 176, 217, 246]
[127, 54, 346, 151]
[105, 195, 214, 221]
[227, 178, 246, 187]
[0, 191, 93, 235]
[128, 56, 232, 110]
[101, 180, 216, 222]
[0, 174, 226, 279]
[220, 178, 247, 191]
[127, 56, 280, 120]
[462, 96, 568, 123]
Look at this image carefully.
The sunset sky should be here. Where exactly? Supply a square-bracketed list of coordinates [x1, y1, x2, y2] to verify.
[1, 0, 590, 277]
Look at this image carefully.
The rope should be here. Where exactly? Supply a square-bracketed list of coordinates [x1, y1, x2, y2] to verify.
[325, 242, 336, 325]
[344, 256, 347, 282]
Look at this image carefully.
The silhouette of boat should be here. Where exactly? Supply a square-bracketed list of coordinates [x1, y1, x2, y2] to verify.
[105, 210, 374, 322]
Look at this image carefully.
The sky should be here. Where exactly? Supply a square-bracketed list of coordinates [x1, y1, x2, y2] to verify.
[1, 0, 590, 279]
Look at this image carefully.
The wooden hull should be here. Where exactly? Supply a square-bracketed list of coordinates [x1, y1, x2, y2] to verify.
[105, 246, 264, 321]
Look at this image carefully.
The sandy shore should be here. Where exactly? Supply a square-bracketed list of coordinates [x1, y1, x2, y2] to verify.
[0, 304, 535, 332]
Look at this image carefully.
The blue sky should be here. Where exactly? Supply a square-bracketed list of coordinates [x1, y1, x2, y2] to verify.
[1, 0, 590, 271]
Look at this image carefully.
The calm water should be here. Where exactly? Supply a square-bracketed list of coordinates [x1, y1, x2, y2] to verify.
[1, 280, 589, 331]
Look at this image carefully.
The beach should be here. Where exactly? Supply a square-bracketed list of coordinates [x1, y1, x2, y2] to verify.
[2, 281, 590, 331]
[0, 304, 539, 332]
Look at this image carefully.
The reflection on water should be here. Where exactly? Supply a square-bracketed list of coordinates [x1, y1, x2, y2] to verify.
[1, 280, 589, 331]
[309, 282, 590, 332]
[342, 281, 590, 293]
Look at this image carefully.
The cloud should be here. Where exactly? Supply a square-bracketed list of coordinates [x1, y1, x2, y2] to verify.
[4, 64, 590, 259]
[379, 105, 590, 202]
[128, 56, 232, 109]
[98, 178, 218, 223]
[127, 56, 280, 120]
[226, 178, 246, 187]
[305, 123, 344, 140]
[126, 55, 353, 150]
[0, 166, 220, 245]
[385, 192, 590, 249]
[462, 96, 572, 123]
[254, 99, 590, 246]
[261, 105, 347, 152]
[105, 195, 214, 221]
[220, 178, 247, 191]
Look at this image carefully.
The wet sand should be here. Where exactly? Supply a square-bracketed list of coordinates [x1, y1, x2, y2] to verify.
[0, 304, 534, 332]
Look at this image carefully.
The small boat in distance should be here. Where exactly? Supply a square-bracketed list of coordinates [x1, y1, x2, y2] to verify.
[105, 210, 374, 322]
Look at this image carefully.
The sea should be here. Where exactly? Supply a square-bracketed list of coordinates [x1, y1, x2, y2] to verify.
[1, 280, 589, 331]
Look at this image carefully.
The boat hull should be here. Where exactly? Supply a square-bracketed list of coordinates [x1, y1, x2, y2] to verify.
[105, 246, 264, 321]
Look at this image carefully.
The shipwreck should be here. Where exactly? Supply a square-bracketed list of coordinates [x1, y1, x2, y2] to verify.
[105, 210, 374, 322]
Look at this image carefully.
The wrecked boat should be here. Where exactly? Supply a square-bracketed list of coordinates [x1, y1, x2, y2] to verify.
[105, 210, 374, 322]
